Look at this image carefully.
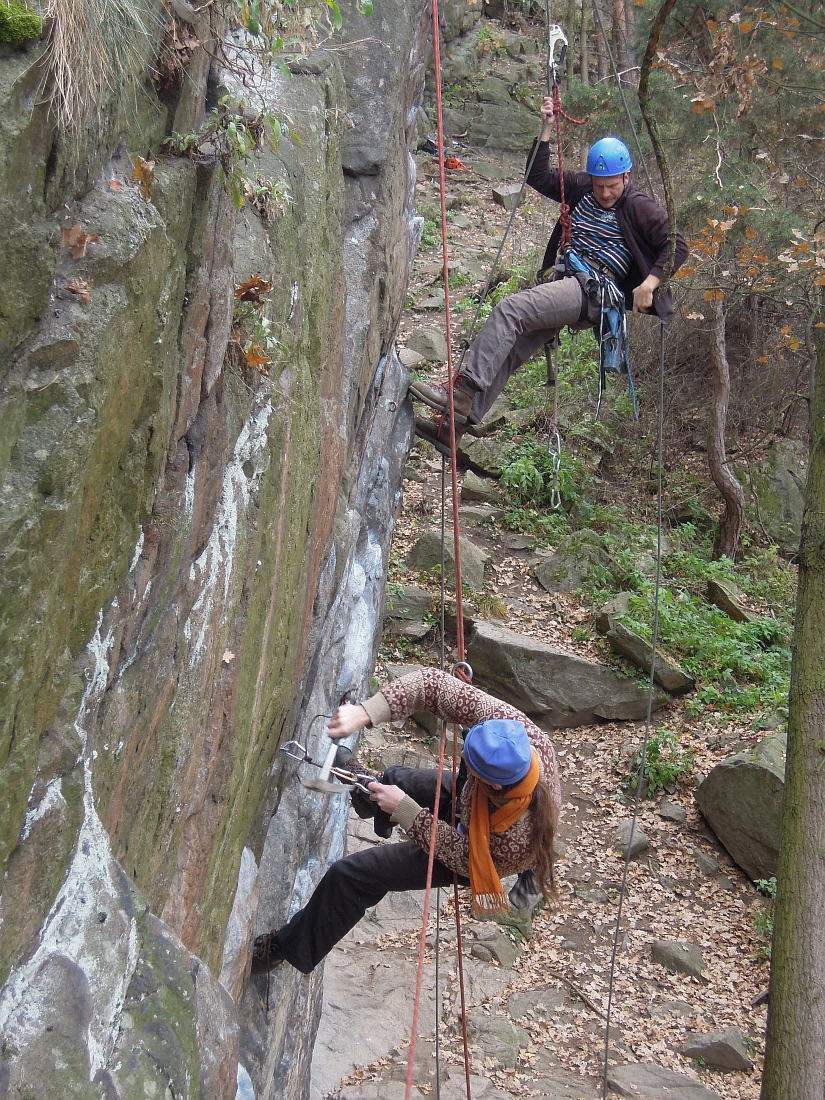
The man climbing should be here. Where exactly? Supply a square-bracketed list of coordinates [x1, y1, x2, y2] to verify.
[250, 666, 560, 975]
[411, 96, 688, 455]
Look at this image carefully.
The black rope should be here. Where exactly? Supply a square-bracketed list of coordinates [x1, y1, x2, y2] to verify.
[600, 319, 666, 1097]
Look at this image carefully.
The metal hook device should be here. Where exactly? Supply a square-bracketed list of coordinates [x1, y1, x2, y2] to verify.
[279, 738, 375, 796]
[547, 24, 568, 84]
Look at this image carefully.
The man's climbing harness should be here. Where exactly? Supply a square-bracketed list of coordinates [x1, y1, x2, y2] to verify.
[562, 248, 637, 418]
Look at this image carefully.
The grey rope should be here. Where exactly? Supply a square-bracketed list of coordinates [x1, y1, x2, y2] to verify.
[600, 319, 666, 1097]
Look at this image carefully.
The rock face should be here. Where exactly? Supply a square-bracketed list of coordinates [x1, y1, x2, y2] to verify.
[0, 0, 428, 1095]
[695, 732, 786, 879]
[467, 621, 670, 728]
[747, 438, 807, 555]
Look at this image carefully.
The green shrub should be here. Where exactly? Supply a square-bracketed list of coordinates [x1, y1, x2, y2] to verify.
[631, 727, 694, 795]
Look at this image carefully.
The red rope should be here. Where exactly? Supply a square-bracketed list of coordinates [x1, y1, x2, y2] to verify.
[405, 2, 472, 1098]
[552, 80, 588, 249]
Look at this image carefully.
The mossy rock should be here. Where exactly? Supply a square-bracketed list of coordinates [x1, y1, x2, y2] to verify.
[0, 0, 43, 45]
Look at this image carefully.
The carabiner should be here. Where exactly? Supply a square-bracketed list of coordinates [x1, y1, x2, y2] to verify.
[548, 427, 563, 511]
[547, 24, 568, 84]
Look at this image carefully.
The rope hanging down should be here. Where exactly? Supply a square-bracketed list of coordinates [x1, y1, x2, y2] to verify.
[404, 1, 473, 1096]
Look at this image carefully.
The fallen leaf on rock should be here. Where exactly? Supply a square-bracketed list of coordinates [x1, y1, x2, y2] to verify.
[109, 179, 123, 191]
[244, 344, 271, 372]
[222, 649, 235, 664]
[66, 277, 93, 304]
[235, 275, 273, 304]
[132, 156, 155, 201]
[61, 222, 99, 259]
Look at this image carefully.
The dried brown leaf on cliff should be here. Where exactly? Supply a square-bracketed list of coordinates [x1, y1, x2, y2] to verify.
[66, 277, 93, 304]
[244, 345, 271, 373]
[132, 156, 155, 202]
[61, 222, 99, 258]
[235, 276, 273, 304]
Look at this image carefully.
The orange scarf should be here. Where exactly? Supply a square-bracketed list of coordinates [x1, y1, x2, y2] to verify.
[468, 750, 540, 917]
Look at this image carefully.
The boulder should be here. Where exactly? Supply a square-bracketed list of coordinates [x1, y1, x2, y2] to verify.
[605, 622, 695, 695]
[398, 346, 425, 369]
[606, 1063, 721, 1099]
[694, 732, 785, 880]
[681, 1027, 754, 1072]
[533, 529, 617, 594]
[614, 819, 650, 858]
[706, 577, 757, 624]
[384, 584, 433, 621]
[405, 530, 490, 591]
[747, 438, 807, 555]
[458, 435, 513, 477]
[651, 940, 707, 981]
[461, 469, 503, 504]
[467, 620, 670, 728]
[476, 76, 513, 105]
[491, 183, 523, 211]
[460, 504, 504, 525]
[464, 102, 541, 154]
[406, 325, 448, 362]
[658, 798, 687, 824]
[595, 591, 632, 632]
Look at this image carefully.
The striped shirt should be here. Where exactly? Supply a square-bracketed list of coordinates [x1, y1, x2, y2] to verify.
[570, 192, 632, 280]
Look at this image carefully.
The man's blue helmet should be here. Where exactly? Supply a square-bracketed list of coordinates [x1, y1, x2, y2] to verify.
[586, 136, 633, 176]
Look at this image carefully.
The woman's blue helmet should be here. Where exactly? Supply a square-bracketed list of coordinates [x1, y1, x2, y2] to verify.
[586, 136, 633, 176]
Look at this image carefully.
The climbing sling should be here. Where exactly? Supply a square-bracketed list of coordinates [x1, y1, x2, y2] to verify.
[561, 247, 638, 418]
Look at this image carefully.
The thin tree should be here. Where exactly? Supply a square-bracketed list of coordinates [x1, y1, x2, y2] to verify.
[707, 295, 745, 559]
[761, 296, 825, 1100]
[581, 0, 590, 83]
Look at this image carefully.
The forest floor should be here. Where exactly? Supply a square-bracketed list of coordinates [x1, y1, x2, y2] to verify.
[311, 124, 789, 1099]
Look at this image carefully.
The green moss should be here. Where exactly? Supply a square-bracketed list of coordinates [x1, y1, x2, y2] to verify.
[0, 1, 42, 45]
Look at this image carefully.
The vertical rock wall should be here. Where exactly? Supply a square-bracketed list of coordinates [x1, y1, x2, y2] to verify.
[0, 0, 428, 1095]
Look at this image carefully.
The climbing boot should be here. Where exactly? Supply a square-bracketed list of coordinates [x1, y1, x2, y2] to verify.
[408, 376, 477, 422]
[250, 930, 285, 975]
[508, 869, 544, 911]
[414, 415, 464, 458]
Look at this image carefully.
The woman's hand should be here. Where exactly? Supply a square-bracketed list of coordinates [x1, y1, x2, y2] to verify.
[326, 703, 371, 739]
[367, 782, 405, 813]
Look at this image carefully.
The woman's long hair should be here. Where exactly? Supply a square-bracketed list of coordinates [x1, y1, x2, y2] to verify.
[529, 779, 558, 902]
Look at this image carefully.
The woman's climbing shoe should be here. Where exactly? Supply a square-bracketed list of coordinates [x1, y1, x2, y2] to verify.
[250, 930, 285, 975]
[414, 415, 464, 458]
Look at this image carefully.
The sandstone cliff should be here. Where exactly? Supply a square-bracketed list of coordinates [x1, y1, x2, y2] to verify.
[0, 1, 428, 1095]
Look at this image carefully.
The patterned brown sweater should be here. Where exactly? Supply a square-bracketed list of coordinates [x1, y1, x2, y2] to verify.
[361, 668, 561, 878]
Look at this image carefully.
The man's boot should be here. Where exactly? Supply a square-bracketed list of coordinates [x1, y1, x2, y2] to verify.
[408, 375, 478, 421]
[414, 415, 464, 458]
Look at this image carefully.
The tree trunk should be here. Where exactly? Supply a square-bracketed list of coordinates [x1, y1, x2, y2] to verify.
[592, 0, 608, 80]
[761, 303, 825, 1100]
[707, 296, 744, 559]
[612, 0, 630, 72]
[581, 0, 590, 83]
[566, 0, 577, 82]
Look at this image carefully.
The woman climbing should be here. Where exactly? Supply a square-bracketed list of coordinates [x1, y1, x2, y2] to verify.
[251, 666, 561, 975]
